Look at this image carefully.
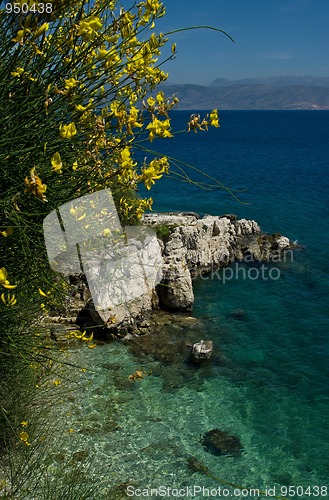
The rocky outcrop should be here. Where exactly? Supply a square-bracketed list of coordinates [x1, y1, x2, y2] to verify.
[158, 251, 194, 311]
[143, 213, 292, 313]
[66, 212, 293, 332]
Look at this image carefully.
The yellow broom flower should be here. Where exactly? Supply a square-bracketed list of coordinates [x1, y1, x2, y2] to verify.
[51, 152, 63, 174]
[59, 122, 77, 139]
[0, 268, 17, 289]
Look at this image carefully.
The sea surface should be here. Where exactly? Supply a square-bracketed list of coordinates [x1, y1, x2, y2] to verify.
[48, 111, 329, 499]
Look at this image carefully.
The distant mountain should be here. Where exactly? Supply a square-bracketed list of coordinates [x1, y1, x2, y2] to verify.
[210, 76, 329, 88]
[159, 77, 329, 110]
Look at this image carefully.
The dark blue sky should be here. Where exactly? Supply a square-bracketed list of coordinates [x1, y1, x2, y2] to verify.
[156, 0, 329, 85]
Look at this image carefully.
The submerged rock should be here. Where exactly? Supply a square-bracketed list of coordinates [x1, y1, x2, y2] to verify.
[191, 340, 213, 362]
[72, 450, 89, 462]
[227, 309, 248, 321]
[201, 429, 243, 457]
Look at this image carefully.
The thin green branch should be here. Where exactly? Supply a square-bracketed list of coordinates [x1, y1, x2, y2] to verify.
[164, 25, 235, 43]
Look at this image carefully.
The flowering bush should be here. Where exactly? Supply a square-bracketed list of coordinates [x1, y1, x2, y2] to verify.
[0, 2, 229, 493]
[1, 0, 224, 333]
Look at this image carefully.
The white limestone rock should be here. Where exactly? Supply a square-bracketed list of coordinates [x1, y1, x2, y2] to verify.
[275, 235, 291, 249]
[76, 212, 292, 326]
[158, 250, 194, 311]
[191, 340, 213, 362]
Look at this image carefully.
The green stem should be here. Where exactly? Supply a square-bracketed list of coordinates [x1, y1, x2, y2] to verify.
[164, 25, 235, 44]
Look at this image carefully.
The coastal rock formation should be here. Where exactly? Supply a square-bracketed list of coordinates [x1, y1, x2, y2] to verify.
[88, 290, 157, 331]
[158, 246, 194, 311]
[67, 212, 293, 332]
[143, 213, 293, 315]
[143, 213, 277, 276]
[191, 340, 213, 362]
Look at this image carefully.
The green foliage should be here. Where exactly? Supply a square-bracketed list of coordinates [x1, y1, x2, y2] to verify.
[155, 223, 175, 242]
[0, 1, 231, 496]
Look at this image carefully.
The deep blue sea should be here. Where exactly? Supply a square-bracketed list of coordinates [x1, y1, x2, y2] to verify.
[56, 111, 329, 499]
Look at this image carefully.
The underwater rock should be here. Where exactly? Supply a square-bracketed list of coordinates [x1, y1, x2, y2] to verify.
[72, 450, 89, 462]
[201, 429, 243, 457]
[191, 340, 213, 362]
[109, 483, 137, 500]
[126, 329, 189, 365]
[227, 309, 248, 321]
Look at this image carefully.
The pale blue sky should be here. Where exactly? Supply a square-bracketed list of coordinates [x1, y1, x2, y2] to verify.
[155, 0, 329, 85]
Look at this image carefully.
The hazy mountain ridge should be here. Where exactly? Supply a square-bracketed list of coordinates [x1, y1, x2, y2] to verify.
[210, 76, 329, 88]
[160, 77, 329, 110]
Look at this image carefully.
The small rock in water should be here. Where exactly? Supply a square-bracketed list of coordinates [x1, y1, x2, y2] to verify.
[275, 235, 290, 249]
[201, 429, 243, 457]
[227, 309, 248, 321]
[191, 340, 213, 362]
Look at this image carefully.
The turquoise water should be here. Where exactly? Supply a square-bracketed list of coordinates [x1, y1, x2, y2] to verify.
[54, 112, 329, 498]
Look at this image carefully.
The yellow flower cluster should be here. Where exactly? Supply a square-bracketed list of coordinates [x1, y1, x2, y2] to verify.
[143, 91, 179, 117]
[127, 106, 143, 135]
[1, 292, 17, 307]
[0, 268, 17, 290]
[9, 0, 180, 219]
[68, 330, 97, 349]
[117, 147, 138, 182]
[55, 77, 79, 97]
[209, 109, 220, 127]
[141, 157, 169, 190]
[187, 110, 220, 132]
[51, 152, 63, 174]
[76, 16, 103, 41]
[138, 0, 166, 25]
[1, 227, 14, 238]
[11, 66, 36, 82]
[119, 197, 153, 222]
[24, 167, 47, 202]
[59, 122, 77, 139]
[12, 21, 49, 45]
[146, 118, 173, 142]
[136, 198, 153, 219]
[19, 421, 31, 446]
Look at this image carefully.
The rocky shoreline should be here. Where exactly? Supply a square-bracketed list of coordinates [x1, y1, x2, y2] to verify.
[52, 212, 294, 339]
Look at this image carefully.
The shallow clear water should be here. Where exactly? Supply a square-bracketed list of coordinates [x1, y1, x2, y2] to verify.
[52, 111, 329, 498]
